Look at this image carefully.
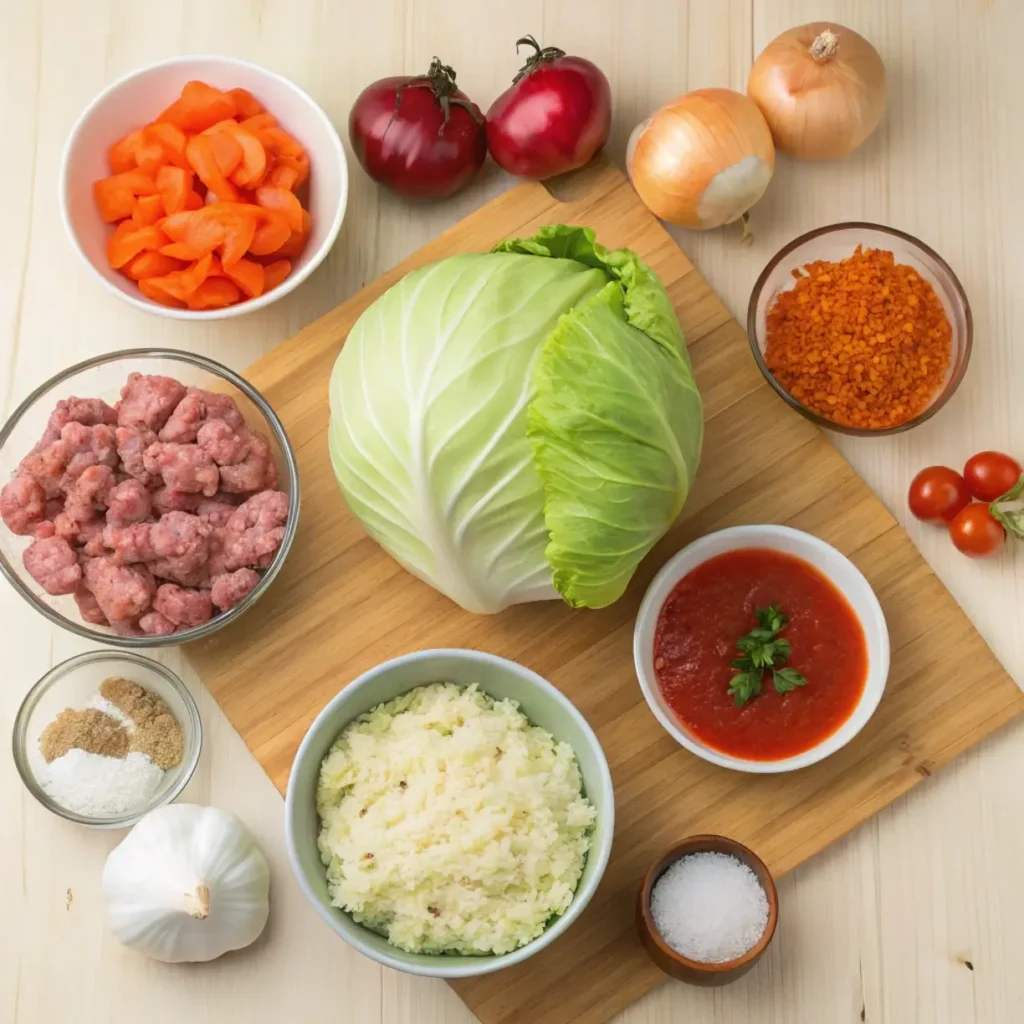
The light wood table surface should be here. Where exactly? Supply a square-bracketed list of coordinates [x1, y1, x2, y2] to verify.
[3, 2, 1023, 1022]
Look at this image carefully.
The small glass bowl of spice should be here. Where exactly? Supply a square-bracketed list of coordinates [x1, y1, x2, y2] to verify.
[748, 223, 972, 436]
[13, 651, 201, 827]
[636, 834, 778, 986]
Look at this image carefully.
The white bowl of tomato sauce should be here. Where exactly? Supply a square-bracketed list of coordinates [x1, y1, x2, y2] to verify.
[634, 525, 889, 773]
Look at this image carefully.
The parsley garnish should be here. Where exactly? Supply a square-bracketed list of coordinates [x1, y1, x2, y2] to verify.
[728, 605, 809, 707]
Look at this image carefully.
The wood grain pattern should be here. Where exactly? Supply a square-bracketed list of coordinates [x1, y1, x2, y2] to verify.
[188, 165, 1024, 1024]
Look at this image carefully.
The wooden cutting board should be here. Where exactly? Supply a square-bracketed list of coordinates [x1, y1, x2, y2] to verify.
[188, 163, 1023, 1024]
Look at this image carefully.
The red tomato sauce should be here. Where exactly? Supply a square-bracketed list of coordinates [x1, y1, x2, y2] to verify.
[653, 548, 868, 761]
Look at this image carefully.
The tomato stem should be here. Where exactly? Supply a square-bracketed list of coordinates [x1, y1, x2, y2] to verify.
[513, 35, 566, 83]
[396, 57, 483, 134]
[989, 473, 1024, 540]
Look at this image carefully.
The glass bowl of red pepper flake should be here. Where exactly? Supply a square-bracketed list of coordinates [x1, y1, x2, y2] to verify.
[747, 223, 972, 436]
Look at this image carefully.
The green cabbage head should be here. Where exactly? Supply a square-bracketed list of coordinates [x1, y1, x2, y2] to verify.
[328, 225, 702, 614]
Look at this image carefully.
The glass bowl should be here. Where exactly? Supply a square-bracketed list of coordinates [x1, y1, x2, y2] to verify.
[12, 651, 202, 828]
[0, 348, 299, 646]
[747, 223, 973, 436]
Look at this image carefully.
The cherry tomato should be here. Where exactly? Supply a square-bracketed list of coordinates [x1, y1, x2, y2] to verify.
[349, 58, 487, 200]
[963, 450, 1022, 502]
[907, 466, 971, 523]
[948, 502, 1006, 558]
[486, 35, 611, 180]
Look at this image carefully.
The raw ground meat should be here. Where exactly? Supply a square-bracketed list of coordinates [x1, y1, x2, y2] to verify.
[158, 389, 245, 443]
[151, 486, 201, 515]
[153, 583, 214, 627]
[211, 568, 260, 611]
[197, 419, 250, 466]
[106, 479, 151, 526]
[104, 522, 155, 564]
[1, 474, 45, 535]
[143, 442, 219, 497]
[217, 431, 276, 494]
[23, 537, 81, 595]
[139, 610, 176, 636]
[115, 425, 158, 485]
[224, 490, 288, 571]
[74, 586, 108, 625]
[195, 498, 238, 527]
[83, 556, 155, 621]
[67, 464, 116, 510]
[117, 374, 187, 431]
[20, 441, 70, 499]
[4, 370, 290, 636]
[31, 397, 118, 454]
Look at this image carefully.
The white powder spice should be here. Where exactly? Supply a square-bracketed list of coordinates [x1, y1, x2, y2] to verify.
[40, 749, 164, 817]
[650, 851, 769, 963]
[86, 694, 135, 732]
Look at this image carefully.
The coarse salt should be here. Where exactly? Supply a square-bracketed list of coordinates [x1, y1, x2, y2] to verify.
[39, 749, 164, 818]
[650, 851, 769, 963]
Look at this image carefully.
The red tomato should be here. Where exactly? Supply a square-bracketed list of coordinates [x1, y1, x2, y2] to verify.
[963, 451, 1022, 502]
[948, 503, 1006, 558]
[486, 36, 611, 180]
[907, 466, 971, 523]
[349, 58, 486, 200]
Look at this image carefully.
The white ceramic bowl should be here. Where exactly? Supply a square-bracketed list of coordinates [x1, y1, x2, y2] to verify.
[59, 55, 347, 320]
[284, 648, 615, 978]
[634, 525, 889, 773]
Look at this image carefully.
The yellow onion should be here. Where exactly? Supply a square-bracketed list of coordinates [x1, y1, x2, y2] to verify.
[626, 88, 775, 231]
[748, 22, 887, 160]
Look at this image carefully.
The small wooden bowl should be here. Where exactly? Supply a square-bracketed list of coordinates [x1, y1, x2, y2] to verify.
[636, 834, 779, 986]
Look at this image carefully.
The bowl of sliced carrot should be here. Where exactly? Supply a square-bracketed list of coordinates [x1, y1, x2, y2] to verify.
[60, 55, 347, 318]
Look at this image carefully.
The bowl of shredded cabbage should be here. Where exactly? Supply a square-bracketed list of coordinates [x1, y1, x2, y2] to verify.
[285, 648, 614, 978]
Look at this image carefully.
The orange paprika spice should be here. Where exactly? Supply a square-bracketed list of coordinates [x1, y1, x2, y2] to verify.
[763, 246, 953, 430]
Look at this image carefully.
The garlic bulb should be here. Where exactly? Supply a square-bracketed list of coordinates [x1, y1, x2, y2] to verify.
[102, 804, 270, 963]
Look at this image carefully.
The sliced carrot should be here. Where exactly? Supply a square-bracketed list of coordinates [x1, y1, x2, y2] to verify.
[275, 150, 310, 189]
[207, 129, 243, 177]
[274, 207, 312, 259]
[131, 194, 165, 227]
[185, 134, 239, 202]
[131, 132, 167, 175]
[218, 208, 260, 266]
[157, 81, 237, 133]
[108, 130, 143, 174]
[187, 277, 243, 310]
[258, 125, 305, 160]
[221, 257, 265, 298]
[143, 122, 189, 169]
[265, 163, 298, 190]
[248, 211, 291, 255]
[200, 118, 240, 136]
[107, 224, 167, 269]
[155, 165, 194, 216]
[123, 251, 185, 280]
[177, 212, 227, 256]
[239, 113, 276, 133]
[148, 253, 215, 302]
[254, 186, 304, 232]
[185, 190, 205, 210]
[227, 87, 264, 118]
[138, 277, 186, 308]
[94, 170, 158, 222]
[160, 241, 204, 261]
[262, 259, 292, 291]
[221, 127, 267, 187]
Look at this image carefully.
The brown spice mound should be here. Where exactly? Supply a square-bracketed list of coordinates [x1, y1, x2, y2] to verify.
[40, 708, 129, 763]
[764, 246, 953, 430]
[100, 677, 184, 770]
